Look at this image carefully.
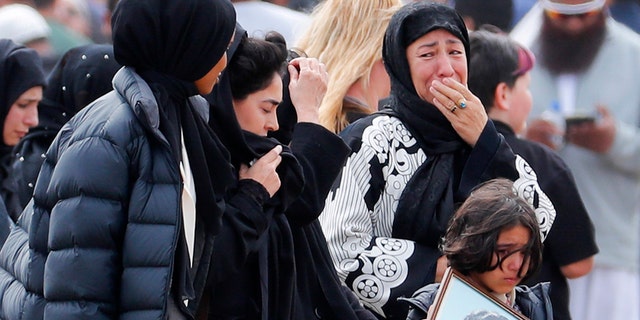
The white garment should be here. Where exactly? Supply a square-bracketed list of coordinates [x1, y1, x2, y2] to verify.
[180, 131, 196, 267]
[233, 1, 310, 46]
[569, 266, 640, 320]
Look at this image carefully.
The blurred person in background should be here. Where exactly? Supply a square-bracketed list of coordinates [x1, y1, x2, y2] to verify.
[0, 3, 55, 70]
[1, 44, 120, 221]
[0, 39, 46, 189]
[33, 0, 92, 61]
[511, 0, 640, 319]
[54, 0, 93, 39]
[295, 0, 402, 133]
[455, 0, 514, 32]
[231, 0, 310, 46]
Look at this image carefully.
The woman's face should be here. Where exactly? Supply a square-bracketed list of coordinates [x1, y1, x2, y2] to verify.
[469, 224, 531, 295]
[405, 29, 467, 104]
[194, 51, 228, 95]
[233, 73, 282, 136]
[4, 86, 41, 146]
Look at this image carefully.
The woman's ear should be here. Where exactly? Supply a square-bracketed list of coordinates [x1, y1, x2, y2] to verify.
[493, 82, 511, 111]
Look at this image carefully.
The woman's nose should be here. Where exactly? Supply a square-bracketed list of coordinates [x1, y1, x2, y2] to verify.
[266, 114, 279, 132]
[25, 106, 39, 127]
[436, 55, 455, 78]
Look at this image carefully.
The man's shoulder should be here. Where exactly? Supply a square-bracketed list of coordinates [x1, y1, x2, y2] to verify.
[607, 18, 640, 49]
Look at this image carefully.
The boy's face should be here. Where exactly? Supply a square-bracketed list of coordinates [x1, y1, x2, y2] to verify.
[468, 224, 531, 295]
[504, 72, 533, 135]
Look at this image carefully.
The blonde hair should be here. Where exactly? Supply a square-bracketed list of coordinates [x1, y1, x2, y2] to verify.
[296, 0, 402, 133]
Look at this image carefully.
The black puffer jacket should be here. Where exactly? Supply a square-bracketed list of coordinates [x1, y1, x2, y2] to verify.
[0, 67, 210, 319]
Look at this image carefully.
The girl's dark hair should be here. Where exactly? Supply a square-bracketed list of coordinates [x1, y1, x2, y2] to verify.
[442, 178, 542, 283]
[228, 31, 288, 100]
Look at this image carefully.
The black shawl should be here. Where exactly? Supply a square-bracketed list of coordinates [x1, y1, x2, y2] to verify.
[206, 27, 305, 319]
[381, 2, 471, 247]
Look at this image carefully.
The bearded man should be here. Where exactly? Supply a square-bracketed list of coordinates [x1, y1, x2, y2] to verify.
[511, 1, 640, 319]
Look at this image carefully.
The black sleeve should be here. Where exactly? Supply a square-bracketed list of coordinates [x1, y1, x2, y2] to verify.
[541, 168, 598, 266]
[285, 123, 351, 226]
[458, 120, 518, 197]
[208, 179, 271, 283]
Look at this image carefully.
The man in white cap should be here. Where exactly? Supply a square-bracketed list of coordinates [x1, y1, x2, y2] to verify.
[0, 3, 52, 59]
[512, 1, 640, 319]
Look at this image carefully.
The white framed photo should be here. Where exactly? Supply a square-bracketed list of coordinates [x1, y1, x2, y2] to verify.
[429, 267, 529, 320]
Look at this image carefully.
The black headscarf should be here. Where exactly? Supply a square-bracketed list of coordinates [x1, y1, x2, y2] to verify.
[37, 44, 121, 133]
[112, 0, 236, 83]
[0, 39, 45, 154]
[111, 0, 237, 308]
[111, 0, 236, 232]
[381, 2, 471, 246]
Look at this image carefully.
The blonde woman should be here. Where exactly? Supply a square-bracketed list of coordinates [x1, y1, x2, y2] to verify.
[296, 0, 402, 133]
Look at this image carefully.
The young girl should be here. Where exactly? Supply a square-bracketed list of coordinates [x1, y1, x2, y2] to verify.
[402, 178, 553, 320]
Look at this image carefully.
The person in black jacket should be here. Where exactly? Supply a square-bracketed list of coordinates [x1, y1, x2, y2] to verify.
[0, 0, 238, 318]
[1, 44, 121, 221]
[467, 28, 598, 320]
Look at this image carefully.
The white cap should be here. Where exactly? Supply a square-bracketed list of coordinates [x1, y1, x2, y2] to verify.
[0, 4, 51, 45]
[540, 0, 606, 15]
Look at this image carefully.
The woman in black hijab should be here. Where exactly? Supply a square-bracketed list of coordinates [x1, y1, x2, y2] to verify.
[318, 2, 556, 319]
[0, 0, 238, 318]
[0, 39, 45, 185]
[1, 44, 121, 221]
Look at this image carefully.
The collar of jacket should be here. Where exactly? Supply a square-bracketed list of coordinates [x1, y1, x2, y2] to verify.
[112, 67, 210, 143]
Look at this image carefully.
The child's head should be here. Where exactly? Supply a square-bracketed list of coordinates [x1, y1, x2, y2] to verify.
[468, 28, 535, 134]
[442, 178, 542, 294]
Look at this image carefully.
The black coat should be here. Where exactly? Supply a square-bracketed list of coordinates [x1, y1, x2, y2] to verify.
[286, 123, 376, 320]
[0, 67, 215, 319]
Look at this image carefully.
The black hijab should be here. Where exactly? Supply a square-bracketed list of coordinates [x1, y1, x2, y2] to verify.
[0, 39, 45, 154]
[37, 44, 121, 133]
[381, 2, 471, 246]
[111, 0, 236, 233]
